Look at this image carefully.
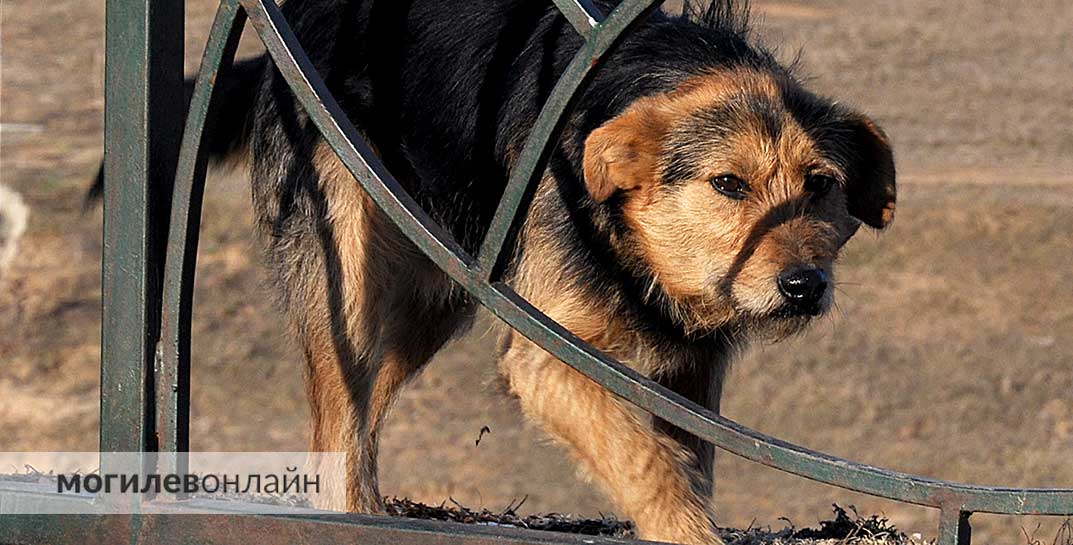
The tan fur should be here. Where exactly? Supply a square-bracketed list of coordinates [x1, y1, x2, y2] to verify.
[584, 69, 868, 334]
[499, 197, 726, 543]
[291, 66, 893, 545]
[302, 141, 469, 512]
[583, 105, 668, 202]
[499, 337, 719, 545]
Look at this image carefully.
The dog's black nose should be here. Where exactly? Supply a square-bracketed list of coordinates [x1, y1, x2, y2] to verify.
[777, 267, 828, 314]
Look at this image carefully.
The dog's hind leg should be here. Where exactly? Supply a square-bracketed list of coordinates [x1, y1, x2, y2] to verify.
[498, 329, 722, 545]
[289, 183, 395, 512]
[358, 292, 475, 504]
[301, 323, 381, 512]
[278, 142, 471, 512]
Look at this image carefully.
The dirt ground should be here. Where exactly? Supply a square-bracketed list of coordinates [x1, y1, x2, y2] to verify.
[1, 1, 1071, 543]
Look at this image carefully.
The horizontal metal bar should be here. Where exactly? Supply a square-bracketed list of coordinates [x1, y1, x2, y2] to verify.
[477, 0, 665, 281]
[552, 0, 605, 39]
[0, 482, 101, 515]
[238, 0, 1073, 519]
[0, 514, 646, 545]
[0, 483, 649, 545]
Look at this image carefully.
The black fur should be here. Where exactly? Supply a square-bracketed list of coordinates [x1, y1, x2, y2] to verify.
[88, 0, 775, 248]
[84, 56, 266, 208]
[88, 0, 786, 342]
[244, 0, 778, 337]
[84, 6, 890, 522]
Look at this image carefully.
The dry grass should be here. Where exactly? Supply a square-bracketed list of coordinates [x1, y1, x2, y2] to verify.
[1, 1, 1071, 543]
[1019, 520, 1073, 545]
[384, 497, 636, 538]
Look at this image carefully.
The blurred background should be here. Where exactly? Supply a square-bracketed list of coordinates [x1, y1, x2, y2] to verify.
[1, 0, 1071, 542]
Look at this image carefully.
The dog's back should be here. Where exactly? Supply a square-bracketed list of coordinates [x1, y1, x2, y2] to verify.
[249, 0, 578, 250]
[88, 4, 895, 543]
[251, 0, 766, 251]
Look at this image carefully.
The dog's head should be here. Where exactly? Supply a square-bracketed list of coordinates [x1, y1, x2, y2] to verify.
[583, 68, 895, 337]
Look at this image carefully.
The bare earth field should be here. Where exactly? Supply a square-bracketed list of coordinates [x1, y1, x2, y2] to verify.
[1, 1, 1071, 543]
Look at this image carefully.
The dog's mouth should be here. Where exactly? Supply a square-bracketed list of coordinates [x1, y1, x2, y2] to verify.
[726, 298, 821, 333]
[734, 297, 828, 321]
[760, 306, 816, 331]
[771, 301, 825, 319]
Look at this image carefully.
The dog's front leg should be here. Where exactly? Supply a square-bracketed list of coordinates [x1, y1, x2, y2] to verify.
[499, 333, 722, 545]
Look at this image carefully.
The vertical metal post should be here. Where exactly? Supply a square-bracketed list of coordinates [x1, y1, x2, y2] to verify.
[101, 0, 184, 456]
[937, 508, 972, 545]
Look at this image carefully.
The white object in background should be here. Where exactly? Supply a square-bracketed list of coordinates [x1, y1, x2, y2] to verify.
[0, 183, 29, 276]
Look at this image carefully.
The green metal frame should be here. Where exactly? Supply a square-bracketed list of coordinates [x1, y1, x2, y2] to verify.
[0, 0, 1070, 543]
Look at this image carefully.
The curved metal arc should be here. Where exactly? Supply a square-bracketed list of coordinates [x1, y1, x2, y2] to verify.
[228, 0, 1072, 520]
[477, 0, 666, 280]
[159, 0, 247, 457]
[240, 0, 478, 281]
[553, 0, 605, 38]
[484, 285, 1073, 515]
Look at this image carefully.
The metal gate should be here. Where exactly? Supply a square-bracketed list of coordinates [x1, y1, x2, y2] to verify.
[1, 1, 1070, 544]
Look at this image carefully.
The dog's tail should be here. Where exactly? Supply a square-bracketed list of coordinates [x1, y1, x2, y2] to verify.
[84, 55, 267, 208]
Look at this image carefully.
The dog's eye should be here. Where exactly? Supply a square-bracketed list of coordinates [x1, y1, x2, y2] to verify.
[710, 175, 750, 200]
[804, 174, 836, 196]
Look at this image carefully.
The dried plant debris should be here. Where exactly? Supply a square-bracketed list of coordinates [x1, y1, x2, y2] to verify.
[384, 500, 915, 543]
[789, 505, 906, 543]
[717, 505, 909, 545]
[187, 490, 314, 508]
[1056, 519, 1073, 545]
[384, 496, 635, 538]
[1, 465, 62, 483]
[1021, 519, 1073, 545]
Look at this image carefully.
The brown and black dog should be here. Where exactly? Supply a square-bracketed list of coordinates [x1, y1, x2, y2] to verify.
[91, 1, 895, 543]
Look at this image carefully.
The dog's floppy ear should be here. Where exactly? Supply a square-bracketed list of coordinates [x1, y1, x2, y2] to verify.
[842, 115, 896, 229]
[583, 100, 668, 203]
